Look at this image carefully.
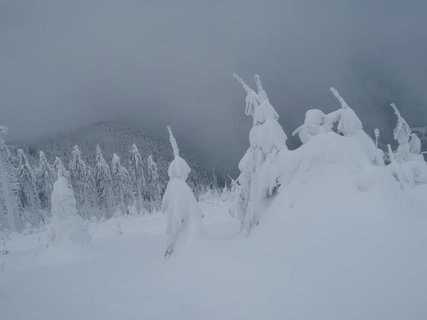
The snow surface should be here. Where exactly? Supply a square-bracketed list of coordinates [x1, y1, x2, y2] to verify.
[2, 134, 427, 320]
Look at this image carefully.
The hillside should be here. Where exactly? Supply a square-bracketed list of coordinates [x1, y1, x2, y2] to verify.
[14, 121, 220, 191]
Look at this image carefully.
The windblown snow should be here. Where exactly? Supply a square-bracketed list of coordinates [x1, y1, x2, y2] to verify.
[1, 132, 427, 320]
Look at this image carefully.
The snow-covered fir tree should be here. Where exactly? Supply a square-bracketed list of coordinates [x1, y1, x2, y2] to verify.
[16, 149, 43, 227]
[0, 126, 22, 231]
[292, 109, 333, 144]
[48, 161, 90, 246]
[231, 74, 287, 233]
[129, 143, 146, 214]
[390, 103, 412, 162]
[328, 88, 363, 136]
[35, 151, 55, 213]
[374, 128, 380, 148]
[409, 133, 422, 154]
[163, 126, 203, 257]
[111, 153, 132, 215]
[327, 88, 384, 165]
[53, 156, 69, 180]
[69, 145, 97, 219]
[388, 104, 427, 186]
[146, 154, 162, 212]
[94, 145, 114, 219]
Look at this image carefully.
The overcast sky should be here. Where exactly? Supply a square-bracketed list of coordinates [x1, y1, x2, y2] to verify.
[1, 0, 427, 171]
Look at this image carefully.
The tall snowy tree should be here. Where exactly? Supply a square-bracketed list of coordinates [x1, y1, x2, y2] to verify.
[326, 88, 384, 165]
[146, 154, 162, 212]
[390, 103, 412, 162]
[16, 149, 43, 227]
[163, 126, 203, 257]
[35, 151, 55, 213]
[69, 145, 97, 219]
[111, 153, 132, 215]
[129, 143, 146, 214]
[48, 163, 90, 246]
[387, 104, 427, 186]
[374, 129, 380, 148]
[231, 74, 288, 233]
[94, 145, 113, 219]
[409, 133, 422, 154]
[0, 126, 22, 231]
[53, 156, 69, 180]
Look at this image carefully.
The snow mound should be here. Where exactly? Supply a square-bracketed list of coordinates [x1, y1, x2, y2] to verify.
[240, 132, 427, 319]
[267, 133, 407, 214]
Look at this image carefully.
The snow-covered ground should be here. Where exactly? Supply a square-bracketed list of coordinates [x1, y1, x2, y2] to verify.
[2, 135, 427, 320]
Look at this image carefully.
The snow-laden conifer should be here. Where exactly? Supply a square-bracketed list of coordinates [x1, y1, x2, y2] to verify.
[69, 145, 97, 219]
[390, 103, 412, 162]
[111, 153, 132, 215]
[329, 87, 363, 136]
[16, 149, 43, 227]
[53, 157, 69, 180]
[0, 126, 22, 231]
[162, 126, 202, 257]
[146, 155, 162, 212]
[36, 151, 55, 213]
[292, 109, 332, 144]
[94, 145, 113, 219]
[231, 74, 287, 232]
[48, 163, 90, 246]
[388, 104, 427, 186]
[409, 133, 421, 154]
[232, 73, 260, 118]
[327, 88, 384, 165]
[129, 144, 146, 214]
[374, 128, 380, 148]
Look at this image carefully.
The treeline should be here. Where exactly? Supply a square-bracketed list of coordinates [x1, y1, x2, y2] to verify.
[1, 127, 167, 232]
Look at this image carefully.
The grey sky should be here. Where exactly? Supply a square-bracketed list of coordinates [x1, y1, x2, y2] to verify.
[1, 0, 427, 171]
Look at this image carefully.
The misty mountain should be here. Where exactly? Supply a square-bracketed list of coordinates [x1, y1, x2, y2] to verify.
[12, 121, 221, 191]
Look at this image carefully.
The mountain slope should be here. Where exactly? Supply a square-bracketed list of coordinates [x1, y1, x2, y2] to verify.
[14, 121, 219, 191]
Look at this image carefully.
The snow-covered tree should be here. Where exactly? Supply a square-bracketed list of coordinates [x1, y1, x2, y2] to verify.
[129, 143, 146, 214]
[390, 103, 412, 162]
[48, 163, 90, 246]
[409, 133, 422, 154]
[36, 151, 55, 213]
[111, 153, 132, 215]
[146, 154, 162, 212]
[16, 149, 43, 227]
[388, 105, 427, 186]
[0, 126, 22, 231]
[374, 128, 380, 148]
[231, 74, 288, 233]
[328, 88, 363, 136]
[68, 145, 97, 219]
[163, 126, 203, 257]
[232, 73, 261, 119]
[53, 156, 69, 180]
[94, 145, 113, 219]
[292, 109, 332, 144]
[327, 88, 384, 165]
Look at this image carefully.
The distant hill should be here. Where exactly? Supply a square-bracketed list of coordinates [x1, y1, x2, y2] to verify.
[13, 121, 220, 191]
